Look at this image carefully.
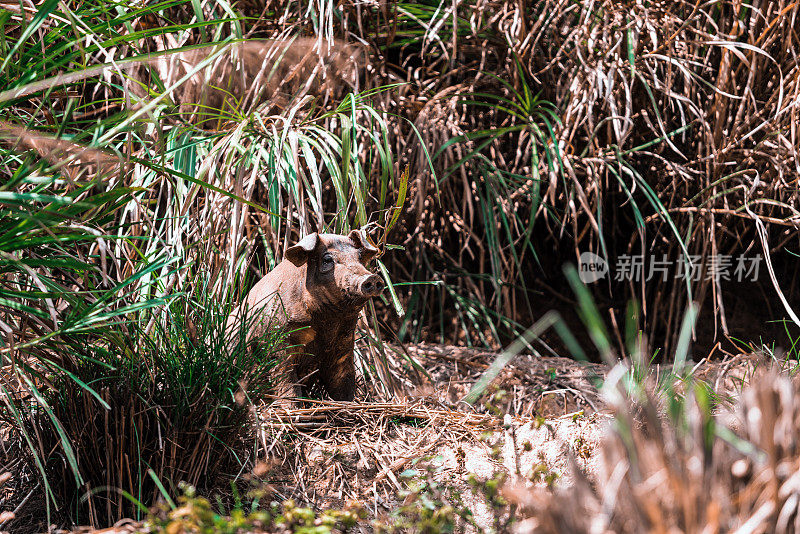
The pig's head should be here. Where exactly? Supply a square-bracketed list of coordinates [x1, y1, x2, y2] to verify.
[285, 230, 384, 312]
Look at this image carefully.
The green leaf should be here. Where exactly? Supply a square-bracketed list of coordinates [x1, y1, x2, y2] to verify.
[377, 259, 404, 318]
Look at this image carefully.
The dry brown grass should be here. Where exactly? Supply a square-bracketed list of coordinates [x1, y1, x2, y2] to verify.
[518, 0, 800, 352]
[510, 367, 800, 533]
[129, 38, 364, 128]
[0, 121, 119, 179]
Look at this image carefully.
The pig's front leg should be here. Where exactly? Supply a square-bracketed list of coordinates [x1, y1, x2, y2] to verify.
[272, 347, 303, 406]
[322, 350, 356, 401]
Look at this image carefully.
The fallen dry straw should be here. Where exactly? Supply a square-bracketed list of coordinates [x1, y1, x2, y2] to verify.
[260, 397, 499, 434]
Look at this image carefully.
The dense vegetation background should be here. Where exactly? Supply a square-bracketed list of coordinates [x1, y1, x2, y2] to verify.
[0, 0, 799, 530]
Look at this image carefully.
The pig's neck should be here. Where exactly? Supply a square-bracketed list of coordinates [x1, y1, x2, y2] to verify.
[288, 307, 361, 353]
[299, 285, 368, 319]
[308, 304, 363, 328]
[289, 292, 364, 334]
[314, 312, 359, 341]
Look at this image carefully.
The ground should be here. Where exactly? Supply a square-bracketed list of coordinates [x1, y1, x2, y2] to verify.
[250, 343, 759, 531]
[7, 343, 761, 533]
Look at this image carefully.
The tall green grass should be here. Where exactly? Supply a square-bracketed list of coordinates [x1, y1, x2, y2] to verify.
[22, 278, 285, 526]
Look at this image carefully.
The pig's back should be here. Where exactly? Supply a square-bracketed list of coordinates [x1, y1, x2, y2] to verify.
[244, 260, 308, 326]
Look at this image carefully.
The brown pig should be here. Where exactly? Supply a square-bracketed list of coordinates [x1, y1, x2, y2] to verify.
[230, 230, 384, 401]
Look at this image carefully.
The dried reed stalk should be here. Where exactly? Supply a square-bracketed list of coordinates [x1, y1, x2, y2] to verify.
[130, 38, 364, 127]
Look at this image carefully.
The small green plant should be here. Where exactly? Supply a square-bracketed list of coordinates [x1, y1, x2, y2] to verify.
[526, 462, 559, 487]
[144, 483, 365, 534]
[275, 499, 365, 534]
[145, 482, 270, 534]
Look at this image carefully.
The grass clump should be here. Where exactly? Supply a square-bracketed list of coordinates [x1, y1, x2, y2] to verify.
[16, 281, 286, 527]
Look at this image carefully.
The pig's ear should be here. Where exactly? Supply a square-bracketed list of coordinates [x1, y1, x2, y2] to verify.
[285, 233, 319, 267]
[348, 229, 380, 263]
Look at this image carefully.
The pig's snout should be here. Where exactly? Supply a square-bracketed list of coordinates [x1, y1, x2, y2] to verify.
[358, 274, 384, 297]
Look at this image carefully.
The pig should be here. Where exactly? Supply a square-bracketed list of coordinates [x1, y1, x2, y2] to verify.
[229, 230, 384, 402]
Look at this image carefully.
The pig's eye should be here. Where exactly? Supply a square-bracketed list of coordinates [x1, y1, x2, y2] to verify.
[320, 253, 334, 272]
